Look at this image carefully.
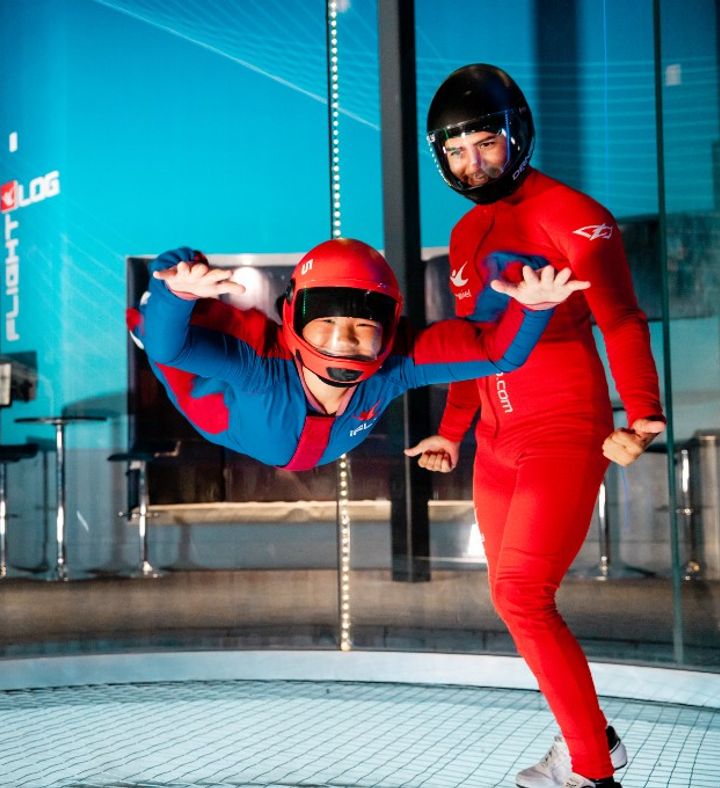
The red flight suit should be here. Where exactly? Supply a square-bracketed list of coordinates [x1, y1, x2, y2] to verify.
[439, 168, 663, 777]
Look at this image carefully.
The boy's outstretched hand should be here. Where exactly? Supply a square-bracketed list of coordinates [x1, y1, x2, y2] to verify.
[154, 261, 246, 300]
[490, 264, 589, 310]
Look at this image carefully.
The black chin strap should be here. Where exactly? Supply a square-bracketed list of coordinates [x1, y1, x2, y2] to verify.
[296, 350, 362, 388]
[317, 375, 358, 389]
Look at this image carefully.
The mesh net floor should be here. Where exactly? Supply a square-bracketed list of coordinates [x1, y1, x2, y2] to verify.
[0, 679, 718, 787]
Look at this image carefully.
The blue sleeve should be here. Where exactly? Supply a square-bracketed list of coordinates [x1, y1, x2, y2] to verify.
[467, 251, 549, 321]
[399, 302, 552, 389]
[140, 248, 256, 382]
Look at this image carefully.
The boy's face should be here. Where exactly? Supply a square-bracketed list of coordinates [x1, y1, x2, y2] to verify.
[443, 129, 508, 187]
[302, 316, 383, 361]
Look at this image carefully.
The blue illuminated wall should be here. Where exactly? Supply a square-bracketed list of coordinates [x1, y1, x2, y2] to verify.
[2, 0, 717, 444]
[0, 1, 717, 571]
[0, 0, 332, 445]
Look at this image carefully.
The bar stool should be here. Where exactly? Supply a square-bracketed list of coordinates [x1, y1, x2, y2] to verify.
[588, 438, 703, 581]
[645, 440, 701, 580]
[108, 440, 180, 578]
[0, 443, 39, 578]
[589, 464, 655, 580]
[585, 405, 655, 580]
[15, 415, 107, 581]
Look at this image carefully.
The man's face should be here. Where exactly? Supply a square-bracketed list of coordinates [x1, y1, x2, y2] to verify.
[443, 130, 508, 187]
[302, 316, 383, 361]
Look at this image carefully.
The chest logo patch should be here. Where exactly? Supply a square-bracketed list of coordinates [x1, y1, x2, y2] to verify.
[573, 223, 613, 241]
[350, 400, 380, 438]
[450, 262, 469, 287]
[353, 400, 380, 421]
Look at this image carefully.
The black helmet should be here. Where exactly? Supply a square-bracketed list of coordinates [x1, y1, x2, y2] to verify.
[426, 64, 535, 204]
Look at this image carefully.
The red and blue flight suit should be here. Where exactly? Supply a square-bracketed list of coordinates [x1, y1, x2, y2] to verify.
[131, 246, 554, 472]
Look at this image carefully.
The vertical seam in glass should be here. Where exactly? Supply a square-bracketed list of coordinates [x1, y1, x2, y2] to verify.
[326, 0, 352, 653]
[602, 0, 610, 202]
[653, 0, 684, 665]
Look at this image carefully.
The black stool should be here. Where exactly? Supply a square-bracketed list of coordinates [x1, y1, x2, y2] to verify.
[108, 440, 180, 577]
[0, 443, 39, 578]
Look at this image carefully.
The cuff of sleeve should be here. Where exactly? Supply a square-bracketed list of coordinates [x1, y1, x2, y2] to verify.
[149, 276, 199, 308]
[627, 410, 666, 427]
[438, 425, 467, 443]
[166, 286, 200, 301]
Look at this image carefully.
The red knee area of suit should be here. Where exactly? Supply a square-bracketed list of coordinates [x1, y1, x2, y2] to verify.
[473, 436, 614, 777]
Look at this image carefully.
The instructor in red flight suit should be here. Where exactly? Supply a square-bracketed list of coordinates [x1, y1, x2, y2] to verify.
[406, 64, 665, 788]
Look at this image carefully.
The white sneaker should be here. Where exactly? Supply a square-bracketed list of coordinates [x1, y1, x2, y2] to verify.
[562, 774, 622, 788]
[516, 734, 571, 788]
[516, 726, 627, 788]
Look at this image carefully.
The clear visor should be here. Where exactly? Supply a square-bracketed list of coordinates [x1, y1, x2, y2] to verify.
[295, 288, 395, 334]
[428, 112, 516, 191]
[294, 286, 396, 361]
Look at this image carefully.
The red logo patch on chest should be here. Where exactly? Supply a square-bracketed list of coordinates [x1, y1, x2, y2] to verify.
[353, 400, 380, 421]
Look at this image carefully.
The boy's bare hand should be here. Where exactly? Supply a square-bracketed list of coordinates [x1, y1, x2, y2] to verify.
[490, 265, 589, 310]
[154, 261, 246, 300]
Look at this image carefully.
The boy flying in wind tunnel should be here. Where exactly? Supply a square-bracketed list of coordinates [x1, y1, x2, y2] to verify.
[130, 238, 588, 471]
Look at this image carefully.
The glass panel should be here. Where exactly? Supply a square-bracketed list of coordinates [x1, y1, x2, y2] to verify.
[0, 0, 337, 653]
[660, 0, 720, 669]
[385, 0, 675, 665]
[2, 0, 717, 676]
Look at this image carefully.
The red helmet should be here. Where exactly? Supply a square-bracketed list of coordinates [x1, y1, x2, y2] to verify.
[282, 238, 403, 385]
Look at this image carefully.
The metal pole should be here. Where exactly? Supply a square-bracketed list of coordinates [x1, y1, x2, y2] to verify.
[597, 479, 610, 578]
[378, 0, 431, 583]
[55, 422, 67, 579]
[0, 464, 7, 578]
[677, 447, 701, 579]
[136, 460, 150, 572]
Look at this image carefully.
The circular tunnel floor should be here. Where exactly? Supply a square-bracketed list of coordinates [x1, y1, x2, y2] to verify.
[1, 679, 718, 787]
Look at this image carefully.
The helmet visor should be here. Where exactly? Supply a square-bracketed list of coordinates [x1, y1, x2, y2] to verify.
[428, 111, 522, 193]
[294, 286, 397, 356]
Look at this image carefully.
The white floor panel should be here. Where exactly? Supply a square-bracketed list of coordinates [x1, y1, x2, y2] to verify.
[0, 678, 718, 787]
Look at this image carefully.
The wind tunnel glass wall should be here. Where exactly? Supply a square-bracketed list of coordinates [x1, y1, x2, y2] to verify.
[659, 0, 720, 668]
[0, 0, 718, 672]
[0, 0, 338, 653]
[346, 0, 713, 667]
